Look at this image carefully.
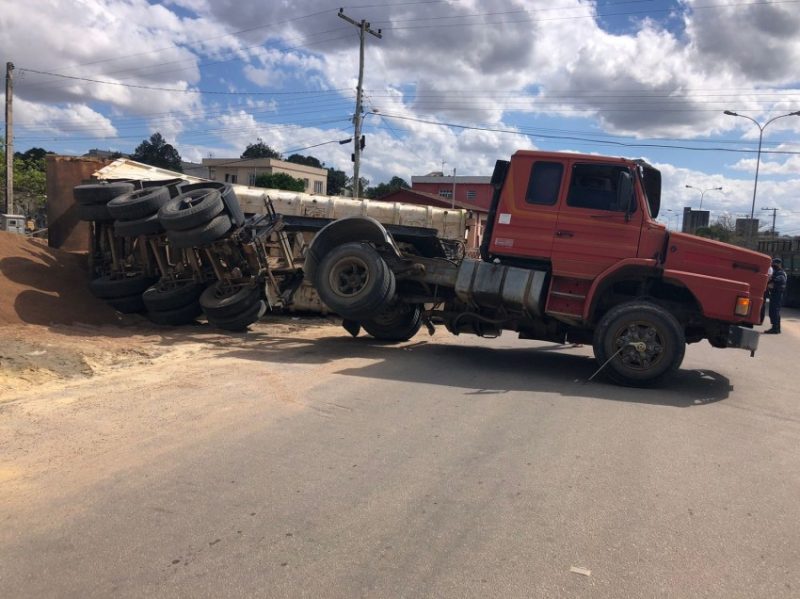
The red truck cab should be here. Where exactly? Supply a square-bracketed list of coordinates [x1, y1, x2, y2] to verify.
[482, 150, 769, 339]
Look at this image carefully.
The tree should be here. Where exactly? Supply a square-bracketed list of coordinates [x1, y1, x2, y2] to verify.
[254, 172, 305, 192]
[241, 139, 281, 159]
[366, 176, 409, 199]
[327, 167, 347, 196]
[131, 132, 182, 172]
[286, 154, 324, 168]
[1, 140, 48, 216]
[695, 225, 731, 242]
[344, 176, 369, 198]
[14, 147, 50, 163]
[716, 213, 737, 233]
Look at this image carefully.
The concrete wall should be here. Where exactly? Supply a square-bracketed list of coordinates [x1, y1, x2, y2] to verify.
[46, 156, 110, 251]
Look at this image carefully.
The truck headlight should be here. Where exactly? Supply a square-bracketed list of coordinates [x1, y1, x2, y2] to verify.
[735, 296, 751, 316]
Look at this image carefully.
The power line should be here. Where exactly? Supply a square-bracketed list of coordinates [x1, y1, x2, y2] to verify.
[375, 112, 800, 155]
[377, 0, 800, 30]
[13, 117, 352, 144]
[17, 67, 351, 96]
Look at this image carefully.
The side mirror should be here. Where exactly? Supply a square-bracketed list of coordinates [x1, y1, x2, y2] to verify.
[616, 171, 634, 216]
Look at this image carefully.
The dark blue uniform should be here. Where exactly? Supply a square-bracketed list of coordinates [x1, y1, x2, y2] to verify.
[767, 267, 787, 333]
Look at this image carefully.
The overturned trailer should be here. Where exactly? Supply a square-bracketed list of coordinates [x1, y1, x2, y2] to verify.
[79, 159, 467, 326]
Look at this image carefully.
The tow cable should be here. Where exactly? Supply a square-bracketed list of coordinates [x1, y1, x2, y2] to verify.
[587, 342, 640, 383]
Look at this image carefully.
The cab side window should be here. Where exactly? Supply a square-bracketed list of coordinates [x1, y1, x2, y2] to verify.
[566, 164, 635, 212]
[525, 161, 563, 206]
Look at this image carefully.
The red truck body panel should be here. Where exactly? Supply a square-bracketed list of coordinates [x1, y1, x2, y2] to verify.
[663, 232, 770, 324]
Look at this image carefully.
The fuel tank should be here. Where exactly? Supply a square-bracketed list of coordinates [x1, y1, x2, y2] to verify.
[454, 260, 547, 316]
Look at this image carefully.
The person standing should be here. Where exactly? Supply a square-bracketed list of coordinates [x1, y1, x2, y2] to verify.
[765, 257, 787, 334]
[761, 263, 773, 324]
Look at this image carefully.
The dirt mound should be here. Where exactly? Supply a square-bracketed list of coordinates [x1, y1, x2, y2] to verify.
[0, 232, 120, 326]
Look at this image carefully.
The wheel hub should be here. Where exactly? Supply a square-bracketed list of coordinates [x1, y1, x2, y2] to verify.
[614, 322, 664, 370]
[331, 258, 370, 297]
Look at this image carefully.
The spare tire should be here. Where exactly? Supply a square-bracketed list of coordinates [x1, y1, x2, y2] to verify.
[108, 187, 170, 221]
[158, 189, 224, 231]
[74, 181, 135, 206]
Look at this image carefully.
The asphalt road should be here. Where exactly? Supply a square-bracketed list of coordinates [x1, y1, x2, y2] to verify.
[2, 310, 799, 598]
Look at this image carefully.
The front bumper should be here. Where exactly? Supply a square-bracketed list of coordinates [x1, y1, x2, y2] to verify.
[727, 325, 760, 356]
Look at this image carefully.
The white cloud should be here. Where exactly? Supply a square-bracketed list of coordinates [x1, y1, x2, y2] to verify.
[7, 95, 117, 139]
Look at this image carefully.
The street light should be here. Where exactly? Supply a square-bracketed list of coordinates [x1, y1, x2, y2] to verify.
[666, 208, 680, 231]
[723, 110, 800, 226]
[685, 184, 722, 211]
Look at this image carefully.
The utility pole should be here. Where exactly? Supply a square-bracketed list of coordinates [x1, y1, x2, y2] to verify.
[338, 8, 381, 200]
[761, 207, 779, 236]
[4, 62, 13, 214]
[451, 167, 456, 209]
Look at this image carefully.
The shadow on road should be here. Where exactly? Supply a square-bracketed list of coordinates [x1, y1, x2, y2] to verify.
[211, 331, 732, 408]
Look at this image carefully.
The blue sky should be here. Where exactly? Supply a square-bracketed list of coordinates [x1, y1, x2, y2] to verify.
[2, 0, 799, 233]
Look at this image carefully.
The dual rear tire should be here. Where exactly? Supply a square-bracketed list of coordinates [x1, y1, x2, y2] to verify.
[314, 242, 422, 342]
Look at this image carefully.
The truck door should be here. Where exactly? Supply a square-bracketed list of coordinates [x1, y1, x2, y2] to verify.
[551, 162, 642, 279]
[487, 158, 564, 261]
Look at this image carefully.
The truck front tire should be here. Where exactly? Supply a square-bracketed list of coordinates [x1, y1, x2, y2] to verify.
[592, 301, 685, 387]
[315, 242, 395, 320]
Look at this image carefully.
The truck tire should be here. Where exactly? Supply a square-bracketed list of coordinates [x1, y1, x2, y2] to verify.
[77, 203, 113, 222]
[166, 214, 232, 249]
[143, 280, 205, 312]
[315, 242, 396, 320]
[207, 299, 266, 332]
[361, 303, 422, 342]
[108, 187, 170, 220]
[114, 213, 163, 237]
[74, 182, 135, 206]
[200, 282, 261, 318]
[592, 301, 685, 387]
[106, 293, 146, 314]
[158, 189, 224, 231]
[147, 301, 203, 326]
[89, 273, 158, 299]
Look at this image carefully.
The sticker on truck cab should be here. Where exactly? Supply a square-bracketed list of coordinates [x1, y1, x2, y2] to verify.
[498, 213, 511, 225]
[494, 237, 514, 247]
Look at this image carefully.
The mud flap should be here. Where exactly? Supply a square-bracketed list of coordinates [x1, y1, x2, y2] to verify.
[342, 319, 361, 337]
[727, 325, 759, 357]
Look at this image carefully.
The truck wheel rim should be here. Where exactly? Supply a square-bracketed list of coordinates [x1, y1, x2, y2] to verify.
[612, 320, 665, 371]
[329, 257, 370, 298]
[179, 190, 213, 209]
